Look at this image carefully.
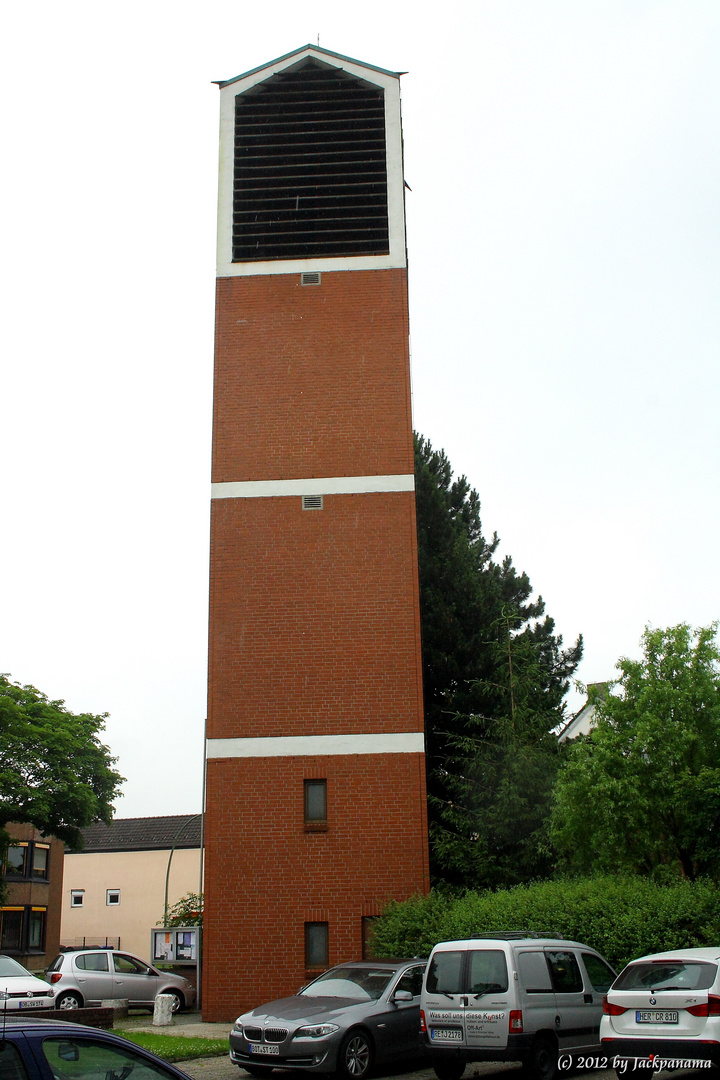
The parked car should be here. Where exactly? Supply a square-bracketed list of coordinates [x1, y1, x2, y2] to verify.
[229, 958, 427, 1079]
[600, 946, 720, 1069]
[420, 934, 616, 1080]
[45, 948, 195, 1012]
[0, 954, 55, 1009]
[0, 1015, 194, 1080]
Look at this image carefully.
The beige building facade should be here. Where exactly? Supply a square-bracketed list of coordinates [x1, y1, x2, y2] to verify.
[61, 816, 202, 961]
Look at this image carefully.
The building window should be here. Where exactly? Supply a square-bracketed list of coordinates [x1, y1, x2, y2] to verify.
[28, 908, 46, 950]
[70, 890, 84, 908]
[0, 909, 23, 951]
[5, 844, 29, 877]
[304, 780, 327, 825]
[305, 922, 329, 970]
[4, 841, 51, 880]
[106, 889, 121, 906]
[1, 906, 48, 954]
[362, 917, 379, 960]
[32, 844, 49, 879]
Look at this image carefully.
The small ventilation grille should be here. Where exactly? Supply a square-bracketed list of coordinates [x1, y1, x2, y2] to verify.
[301, 272, 321, 285]
[302, 494, 324, 510]
[233, 59, 389, 262]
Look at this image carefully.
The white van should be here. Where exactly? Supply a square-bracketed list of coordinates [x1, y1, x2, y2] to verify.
[420, 934, 616, 1080]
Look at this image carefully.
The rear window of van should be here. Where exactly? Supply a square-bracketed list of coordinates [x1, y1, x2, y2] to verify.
[468, 950, 508, 994]
[427, 951, 463, 994]
[426, 950, 508, 995]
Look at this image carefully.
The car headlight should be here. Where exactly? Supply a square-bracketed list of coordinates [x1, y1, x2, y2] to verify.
[295, 1023, 339, 1039]
[0, 992, 8, 1001]
[232, 1021, 244, 1035]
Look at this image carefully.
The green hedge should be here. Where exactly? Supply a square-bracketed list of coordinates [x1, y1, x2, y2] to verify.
[372, 876, 720, 970]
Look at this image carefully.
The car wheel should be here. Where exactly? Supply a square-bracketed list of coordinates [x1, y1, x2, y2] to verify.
[162, 990, 184, 1013]
[55, 992, 83, 1010]
[524, 1036, 558, 1080]
[338, 1029, 373, 1080]
[431, 1057, 466, 1080]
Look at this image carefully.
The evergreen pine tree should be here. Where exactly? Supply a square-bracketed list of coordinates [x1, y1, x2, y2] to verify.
[415, 435, 582, 887]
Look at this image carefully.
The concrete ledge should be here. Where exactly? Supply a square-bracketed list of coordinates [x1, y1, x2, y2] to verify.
[28, 1007, 117, 1029]
[101, 999, 130, 1020]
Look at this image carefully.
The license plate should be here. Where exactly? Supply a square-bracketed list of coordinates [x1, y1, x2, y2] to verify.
[431, 1029, 463, 1041]
[249, 1045, 280, 1056]
[636, 1010, 678, 1024]
[18, 1001, 46, 1009]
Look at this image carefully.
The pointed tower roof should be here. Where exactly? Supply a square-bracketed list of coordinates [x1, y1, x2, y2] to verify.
[217, 44, 403, 89]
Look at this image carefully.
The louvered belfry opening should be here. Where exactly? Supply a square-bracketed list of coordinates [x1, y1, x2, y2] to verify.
[233, 59, 390, 261]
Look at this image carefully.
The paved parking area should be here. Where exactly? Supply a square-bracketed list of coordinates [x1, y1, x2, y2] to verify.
[117, 1013, 706, 1080]
[180, 1061, 521, 1080]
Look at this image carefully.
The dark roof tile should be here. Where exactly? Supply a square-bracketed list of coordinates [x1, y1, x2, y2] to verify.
[71, 815, 202, 853]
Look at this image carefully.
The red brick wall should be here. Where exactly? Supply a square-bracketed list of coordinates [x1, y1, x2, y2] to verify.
[212, 270, 413, 482]
[204, 266, 428, 1020]
[202, 754, 429, 1020]
[207, 491, 423, 740]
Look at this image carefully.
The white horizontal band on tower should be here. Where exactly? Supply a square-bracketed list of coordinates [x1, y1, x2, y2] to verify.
[206, 732, 424, 758]
[211, 474, 415, 499]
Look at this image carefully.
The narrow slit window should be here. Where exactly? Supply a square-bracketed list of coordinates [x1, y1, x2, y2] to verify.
[362, 916, 379, 960]
[304, 779, 327, 823]
[305, 922, 329, 969]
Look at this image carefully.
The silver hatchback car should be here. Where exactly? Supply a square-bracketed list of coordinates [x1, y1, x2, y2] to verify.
[45, 948, 195, 1012]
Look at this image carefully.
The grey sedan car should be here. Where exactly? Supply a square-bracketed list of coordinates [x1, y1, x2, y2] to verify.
[45, 948, 196, 1012]
[229, 959, 426, 1080]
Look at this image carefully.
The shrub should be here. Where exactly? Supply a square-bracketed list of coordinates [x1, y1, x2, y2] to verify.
[372, 876, 720, 970]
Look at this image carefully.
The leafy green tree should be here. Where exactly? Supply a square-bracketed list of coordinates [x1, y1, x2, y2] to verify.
[162, 892, 203, 927]
[0, 674, 124, 850]
[415, 436, 582, 887]
[550, 623, 720, 880]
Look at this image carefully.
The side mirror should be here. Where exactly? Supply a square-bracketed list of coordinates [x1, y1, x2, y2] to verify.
[393, 990, 413, 1003]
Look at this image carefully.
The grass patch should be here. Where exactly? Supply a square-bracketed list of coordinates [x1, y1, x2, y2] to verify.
[114, 1030, 228, 1062]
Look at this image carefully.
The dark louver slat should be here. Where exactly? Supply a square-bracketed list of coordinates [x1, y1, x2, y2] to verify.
[233, 60, 390, 262]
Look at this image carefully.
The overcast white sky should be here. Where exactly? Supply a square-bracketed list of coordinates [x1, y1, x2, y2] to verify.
[2, 1, 718, 820]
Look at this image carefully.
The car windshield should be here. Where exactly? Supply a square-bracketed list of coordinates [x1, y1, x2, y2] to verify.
[302, 967, 394, 1001]
[614, 960, 718, 992]
[0, 956, 32, 978]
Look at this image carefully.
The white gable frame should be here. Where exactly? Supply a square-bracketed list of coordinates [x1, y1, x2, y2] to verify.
[216, 45, 407, 277]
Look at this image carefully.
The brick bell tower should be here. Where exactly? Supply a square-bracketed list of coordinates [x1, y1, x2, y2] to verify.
[202, 45, 429, 1021]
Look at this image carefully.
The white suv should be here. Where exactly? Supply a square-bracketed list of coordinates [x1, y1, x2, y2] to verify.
[421, 934, 616, 1080]
[600, 947, 720, 1070]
